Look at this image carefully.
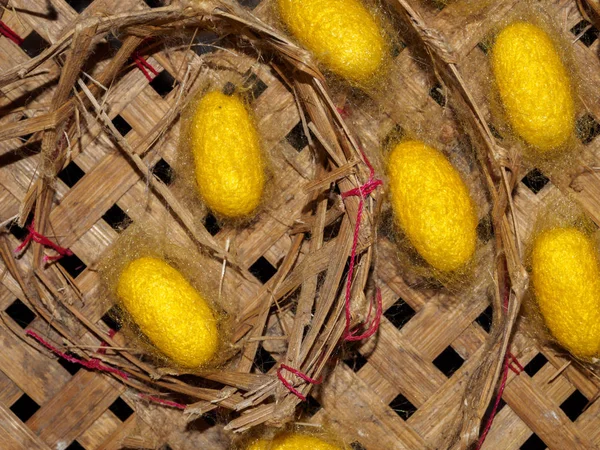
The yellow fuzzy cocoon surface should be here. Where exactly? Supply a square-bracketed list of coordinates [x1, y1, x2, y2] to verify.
[247, 432, 342, 450]
[117, 257, 219, 368]
[387, 141, 477, 272]
[532, 227, 600, 358]
[190, 91, 265, 218]
[277, 0, 388, 85]
[491, 22, 574, 152]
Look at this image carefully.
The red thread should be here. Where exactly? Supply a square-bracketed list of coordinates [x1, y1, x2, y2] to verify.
[477, 285, 522, 448]
[476, 353, 510, 449]
[139, 393, 186, 410]
[133, 52, 159, 82]
[0, 21, 23, 46]
[277, 364, 322, 401]
[14, 221, 73, 263]
[97, 328, 117, 355]
[341, 150, 383, 341]
[26, 330, 129, 380]
[507, 351, 524, 375]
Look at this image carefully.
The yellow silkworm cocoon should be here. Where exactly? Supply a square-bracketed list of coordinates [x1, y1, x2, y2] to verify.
[277, 0, 388, 85]
[190, 91, 265, 218]
[117, 257, 219, 368]
[532, 227, 600, 358]
[491, 22, 575, 152]
[387, 141, 477, 272]
[248, 433, 343, 450]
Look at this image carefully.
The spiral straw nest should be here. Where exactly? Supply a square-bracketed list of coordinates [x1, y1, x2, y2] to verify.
[2, 0, 600, 449]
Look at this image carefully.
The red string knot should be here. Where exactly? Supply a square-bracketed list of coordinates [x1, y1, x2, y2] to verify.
[277, 364, 322, 401]
[340, 150, 383, 342]
[14, 221, 73, 263]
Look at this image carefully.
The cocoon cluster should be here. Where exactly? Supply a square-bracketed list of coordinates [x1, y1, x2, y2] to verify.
[189, 91, 265, 218]
[491, 22, 575, 152]
[277, 0, 389, 85]
[532, 227, 600, 359]
[117, 257, 219, 368]
[247, 432, 343, 450]
[387, 141, 477, 272]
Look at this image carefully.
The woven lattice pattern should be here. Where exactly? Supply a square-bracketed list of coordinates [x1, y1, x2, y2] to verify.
[0, 0, 600, 449]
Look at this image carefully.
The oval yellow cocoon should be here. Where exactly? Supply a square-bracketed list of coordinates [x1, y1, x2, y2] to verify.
[277, 0, 388, 84]
[491, 22, 575, 152]
[247, 433, 342, 450]
[117, 257, 219, 368]
[387, 141, 477, 272]
[190, 91, 265, 218]
[532, 227, 600, 358]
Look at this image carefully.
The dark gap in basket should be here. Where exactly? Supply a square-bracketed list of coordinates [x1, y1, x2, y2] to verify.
[143, 0, 164, 7]
[111, 114, 132, 136]
[243, 71, 268, 100]
[475, 305, 493, 333]
[326, 184, 341, 209]
[151, 158, 174, 186]
[303, 395, 321, 417]
[65, 0, 94, 13]
[101, 306, 123, 332]
[5, 298, 36, 329]
[57, 352, 82, 376]
[249, 256, 277, 284]
[10, 393, 40, 422]
[343, 351, 368, 373]
[433, 346, 464, 377]
[150, 70, 176, 98]
[203, 212, 221, 236]
[477, 41, 489, 54]
[482, 397, 506, 425]
[476, 215, 494, 243]
[21, 31, 51, 58]
[521, 168, 549, 194]
[384, 298, 415, 331]
[351, 442, 367, 450]
[389, 392, 417, 420]
[560, 389, 588, 421]
[286, 121, 309, 152]
[109, 397, 134, 422]
[57, 161, 85, 188]
[253, 344, 276, 373]
[202, 408, 219, 427]
[239, 0, 261, 10]
[524, 353, 548, 377]
[65, 441, 85, 450]
[193, 31, 220, 56]
[488, 123, 503, 140]
[570, 19, 599, 47]
[9, 217, 30, 241]
[58, 252, 87, 278]
[106, 34, 122, 53]
[576, 114, 600, 145]
[160, 445, 174, 450]
[323, 216, 343, 243]
[391, 41, 407, 58]
[520, 433, 546, 450]
[429, 83, 446, 107]
[222, 82, 236, 96]
[102, 204, 132, 233]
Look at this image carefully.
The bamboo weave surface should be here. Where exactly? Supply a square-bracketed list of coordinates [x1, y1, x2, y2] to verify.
[0, 0, 599, 449]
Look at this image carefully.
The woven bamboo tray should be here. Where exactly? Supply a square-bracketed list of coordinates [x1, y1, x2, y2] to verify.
[1, 0, 600, 449]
